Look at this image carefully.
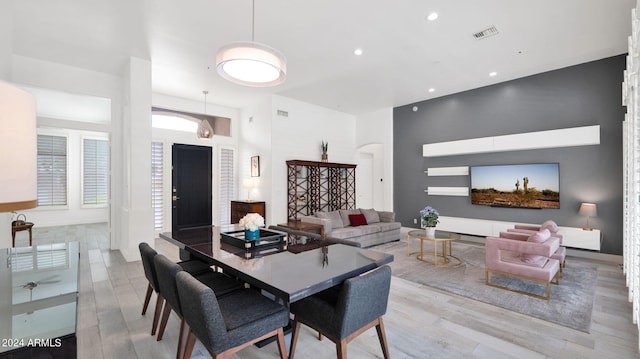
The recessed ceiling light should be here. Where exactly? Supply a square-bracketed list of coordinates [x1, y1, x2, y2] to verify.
[489, 71, 497, 77]
[428, 88, 435, 93]
[354, 48, 363, 56]
[427, 12, 438, 21]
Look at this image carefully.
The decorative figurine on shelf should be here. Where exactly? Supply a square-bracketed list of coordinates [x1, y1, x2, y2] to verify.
[420, 205, 439, 237]
[321, 141, 328, 162]
[239, 212, 265, 240]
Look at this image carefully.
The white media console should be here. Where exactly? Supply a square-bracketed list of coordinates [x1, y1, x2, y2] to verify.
[437, 215, 601, 251]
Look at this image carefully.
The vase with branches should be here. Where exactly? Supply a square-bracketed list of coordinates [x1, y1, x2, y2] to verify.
[321, 141, 328, 162]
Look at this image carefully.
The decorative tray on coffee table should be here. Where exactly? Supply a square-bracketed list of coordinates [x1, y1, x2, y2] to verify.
[220, 228, 287, 250]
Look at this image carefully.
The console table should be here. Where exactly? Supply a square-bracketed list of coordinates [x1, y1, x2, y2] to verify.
[230, 200, 266, 224]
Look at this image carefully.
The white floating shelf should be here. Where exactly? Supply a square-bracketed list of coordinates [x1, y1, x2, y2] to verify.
[424, 166, 469, 176]
[424, 187, 469, 196]
[423, 125, 600, 157]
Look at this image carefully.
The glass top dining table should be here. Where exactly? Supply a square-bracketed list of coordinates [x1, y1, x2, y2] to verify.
[159, 226, 394, 303]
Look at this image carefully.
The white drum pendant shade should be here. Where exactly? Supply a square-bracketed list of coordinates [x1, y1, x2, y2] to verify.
[216, 41, 287, 87]
[0, 81, 37, 211]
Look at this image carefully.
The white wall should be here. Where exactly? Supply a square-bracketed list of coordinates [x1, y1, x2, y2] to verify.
[356, 107, 393, 211]
[239, 97, 273, 219]
[269, 95, 357, 224]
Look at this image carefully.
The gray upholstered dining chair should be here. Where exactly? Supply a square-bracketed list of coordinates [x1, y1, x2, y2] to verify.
[175, 270, 289, 359]
[138, 242, 211, 336]
[289, 265, 392, 359]
[153, 254, 243, 359]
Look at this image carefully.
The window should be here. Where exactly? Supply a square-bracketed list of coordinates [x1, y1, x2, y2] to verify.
[83, 138, 109, 205]
[152, 141, 164, 231]
[37, 134, 67, 207]
[219, 147, 235, 225]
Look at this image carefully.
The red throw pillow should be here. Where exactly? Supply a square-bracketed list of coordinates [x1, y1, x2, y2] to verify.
[348, 213, 368, 227]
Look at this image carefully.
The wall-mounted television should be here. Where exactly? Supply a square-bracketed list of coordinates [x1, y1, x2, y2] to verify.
[470, 163, 560, 209]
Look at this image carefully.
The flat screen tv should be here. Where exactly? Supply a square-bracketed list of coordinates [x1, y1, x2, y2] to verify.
[470, 163, 560, 209]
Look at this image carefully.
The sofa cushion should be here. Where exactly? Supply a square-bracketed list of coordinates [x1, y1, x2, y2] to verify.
[502, 251, 548, 268]
[316, 211, 344, 230]
[330, 224, 381, 239]
[527, 229, 550, 243]
[541, 220, 559, 233]
[339, 209, 361, 226]
[348, 214, 368, 227]
[376, 221, 401, 232]
[359, 208, 380, 224]
[521, 229, 551, 263]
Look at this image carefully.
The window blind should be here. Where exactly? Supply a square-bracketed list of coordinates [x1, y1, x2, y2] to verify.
[152, 141, 164, 231]
[37, 135, 67, 206]
[219, 148, 235, 225]
[83, 138, 109, 205]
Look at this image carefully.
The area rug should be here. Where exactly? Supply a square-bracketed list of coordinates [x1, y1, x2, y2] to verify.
[373, 239, 597, 333]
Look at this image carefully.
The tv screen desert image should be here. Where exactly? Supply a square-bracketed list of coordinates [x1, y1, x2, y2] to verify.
[470, 163, 560, 209]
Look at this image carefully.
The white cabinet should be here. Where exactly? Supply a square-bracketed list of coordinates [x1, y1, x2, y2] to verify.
[437, 215, 601, 251]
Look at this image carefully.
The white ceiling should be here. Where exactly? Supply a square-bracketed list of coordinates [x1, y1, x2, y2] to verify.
[9, 0, 636, 115]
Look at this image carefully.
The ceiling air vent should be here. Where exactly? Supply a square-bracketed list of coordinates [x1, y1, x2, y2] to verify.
[472, 25, 499, 40]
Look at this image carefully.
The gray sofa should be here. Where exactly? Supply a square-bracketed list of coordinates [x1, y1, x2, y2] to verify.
[296, 208, 401, 248]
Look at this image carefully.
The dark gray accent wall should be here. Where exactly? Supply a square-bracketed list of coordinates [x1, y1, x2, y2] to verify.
[393, 55, 626, 255]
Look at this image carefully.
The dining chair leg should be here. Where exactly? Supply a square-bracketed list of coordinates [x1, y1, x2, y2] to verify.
[336, 339, 347, 359]
[151, 294, 165, 336]
[275, 328, 287, 359]
[176, 318, 189, 359]
[289, 320, 301, 359]
[142, 283, 153, 315]
[182, 330, 197, 359]
[375, 318, 390, 359]
[157, 303, 173, 340]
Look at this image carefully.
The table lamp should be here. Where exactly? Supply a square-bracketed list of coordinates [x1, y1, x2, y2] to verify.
[243, 178, 256, 201]
[579, 202, 597, 231]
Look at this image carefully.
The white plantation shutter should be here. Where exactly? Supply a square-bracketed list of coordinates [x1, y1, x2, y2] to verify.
[37, 135, 67, 206]
[83, 138, 109, 205]
[219, 147, 235, 225]
[152, 141, 164, 231]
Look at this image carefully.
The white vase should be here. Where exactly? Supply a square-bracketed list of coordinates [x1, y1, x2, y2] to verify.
[425, 227, 436, 237]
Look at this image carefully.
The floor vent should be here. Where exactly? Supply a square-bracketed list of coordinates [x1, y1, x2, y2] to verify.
[473, 25, 499, 40]
[277, 109, 289, 117]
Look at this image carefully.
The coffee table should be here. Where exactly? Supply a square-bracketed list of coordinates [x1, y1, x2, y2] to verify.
[407, 229, 462, 267]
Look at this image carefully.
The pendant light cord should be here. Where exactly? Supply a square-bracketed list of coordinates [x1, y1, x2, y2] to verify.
[203, 90, 208, 114]
[251, 0, 255, 41]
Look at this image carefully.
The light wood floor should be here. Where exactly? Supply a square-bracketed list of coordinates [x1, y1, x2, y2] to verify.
[25, 223, 639, 359]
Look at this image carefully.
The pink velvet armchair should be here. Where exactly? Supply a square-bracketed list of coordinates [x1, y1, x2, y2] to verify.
[485, 230, 561, 300]
[507, 220, 567, 273]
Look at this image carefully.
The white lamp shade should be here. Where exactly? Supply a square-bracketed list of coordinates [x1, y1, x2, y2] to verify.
[579, 202, 597, 217]
[216, 41, 287, 87]
[0, 81, 37, 211]
[242, 178, 256, 189]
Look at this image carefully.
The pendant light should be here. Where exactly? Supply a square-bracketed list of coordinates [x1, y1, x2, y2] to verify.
[216, 0, 287, 87]
[0, 81, 37, 212]
[197, 90, 214, 139]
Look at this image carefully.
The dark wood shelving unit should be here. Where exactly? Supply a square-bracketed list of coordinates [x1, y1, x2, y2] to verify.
[286, 160, 356, 220]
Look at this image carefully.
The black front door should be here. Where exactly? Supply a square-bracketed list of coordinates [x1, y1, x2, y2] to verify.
[172, 144, 212, 232]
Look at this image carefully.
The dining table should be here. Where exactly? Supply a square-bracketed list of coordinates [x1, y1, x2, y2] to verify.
[159, 225, 394, 304]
